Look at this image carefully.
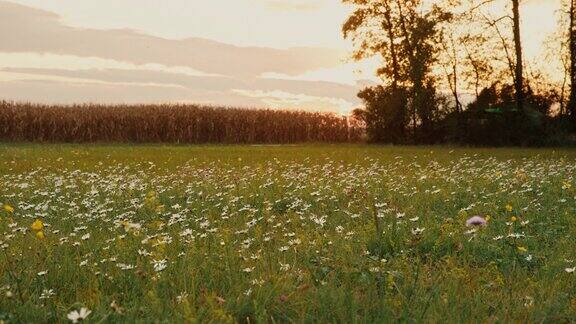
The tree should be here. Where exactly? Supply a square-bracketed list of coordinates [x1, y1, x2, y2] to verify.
[568, 0, 576, 127]
[468, 0, 525, 112]
[354, 86, 409, 143]
[460, 33, 493, 100]
[511, 0, 524, 112]
[343, 0, 452, 143]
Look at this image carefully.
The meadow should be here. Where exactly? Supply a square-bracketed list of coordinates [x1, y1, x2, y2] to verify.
[0, 144, 575, 323]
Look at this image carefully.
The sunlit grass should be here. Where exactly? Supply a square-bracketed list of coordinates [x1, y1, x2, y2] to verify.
[0, 144, 575, 322]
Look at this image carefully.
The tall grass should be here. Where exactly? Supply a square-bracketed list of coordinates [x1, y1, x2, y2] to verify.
[0, 101, 364, 143]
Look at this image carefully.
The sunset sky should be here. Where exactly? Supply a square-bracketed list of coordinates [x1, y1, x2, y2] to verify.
[0, 0, 561, 114]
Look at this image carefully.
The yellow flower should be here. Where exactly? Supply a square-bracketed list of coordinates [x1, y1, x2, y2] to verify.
[485, 215, 491, 222]
[505, 204, 513, 212]
[511, 216, 517, 222]
[31, 219, 44, 231]
[35, 231, 45, 239]
[517, 246, 527, 253]
[3, 204, 14, 213]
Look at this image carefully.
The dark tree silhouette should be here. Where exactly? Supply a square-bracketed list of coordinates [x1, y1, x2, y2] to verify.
[511, 0, 524, 112]
[342, 0, 574, 145]
[568, 0, 576, 127]
[343, 0, 452, 143]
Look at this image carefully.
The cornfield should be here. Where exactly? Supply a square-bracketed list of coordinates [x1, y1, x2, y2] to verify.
[0, 101, 364, 143]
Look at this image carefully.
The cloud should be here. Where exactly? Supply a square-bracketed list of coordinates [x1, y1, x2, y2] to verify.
[0, 1, 345, 78]
[0, 78, 266, 106]
[232, 89, 355, 114]
[0, 77, 356, 113]
[0, 67, 361, 111]
[0, 1, 364, 112]
[257, 0, 324, 11]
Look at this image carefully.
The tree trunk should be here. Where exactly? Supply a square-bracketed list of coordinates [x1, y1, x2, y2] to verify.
[568, 0, 576, 127]
[451, 38, 462, 113]
[512, 0, 524, 112]
[383, 0, 400, 88]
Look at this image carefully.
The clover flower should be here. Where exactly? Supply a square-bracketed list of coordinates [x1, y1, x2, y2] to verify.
[466, 216, 487, 227]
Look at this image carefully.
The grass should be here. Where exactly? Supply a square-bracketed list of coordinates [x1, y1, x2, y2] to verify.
[0, 144, 575, 323]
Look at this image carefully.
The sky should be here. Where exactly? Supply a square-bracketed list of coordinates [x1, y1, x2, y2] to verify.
[0, 0, 561, 114]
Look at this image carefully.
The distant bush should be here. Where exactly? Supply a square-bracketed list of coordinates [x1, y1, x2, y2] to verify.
[0, 101, 364, 144]
[443, 83, 573, 146]
[353, 81, 575, 147]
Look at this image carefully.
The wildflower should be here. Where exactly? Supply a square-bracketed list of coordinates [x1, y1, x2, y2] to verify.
[67, 307, 91, 323]
[137, 249, 151, 256]
[508, 233, 525, 239]
[151, 259, 167, 272]
[510, 216, 517, 222]
[517, 246, 528, 253]
[524, 296, 534, 308]
[117, 263, 135, 270]
[466, 216, 487, 227]
[505, 204, 513, 212]
[36, 231, 45, 239]
[3, 204, 14, 213]
[176, 292, 188, 304]
[411, 227, 425, 235]
[40, 289, 55, 299]
[31, 219, 44, 231]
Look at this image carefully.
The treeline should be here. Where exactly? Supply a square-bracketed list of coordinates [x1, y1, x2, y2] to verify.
[0, 101, 363, 143]
[343, 0, 576, 146]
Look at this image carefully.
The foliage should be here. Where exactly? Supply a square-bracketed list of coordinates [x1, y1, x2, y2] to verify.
[354, 85, 409, 143]
[343, 0, 452, 143]
[343, 0, 576, 145]
[443, 83, 563, 146]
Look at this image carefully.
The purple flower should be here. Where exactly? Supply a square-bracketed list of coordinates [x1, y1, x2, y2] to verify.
[466, 216, 487, 227]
